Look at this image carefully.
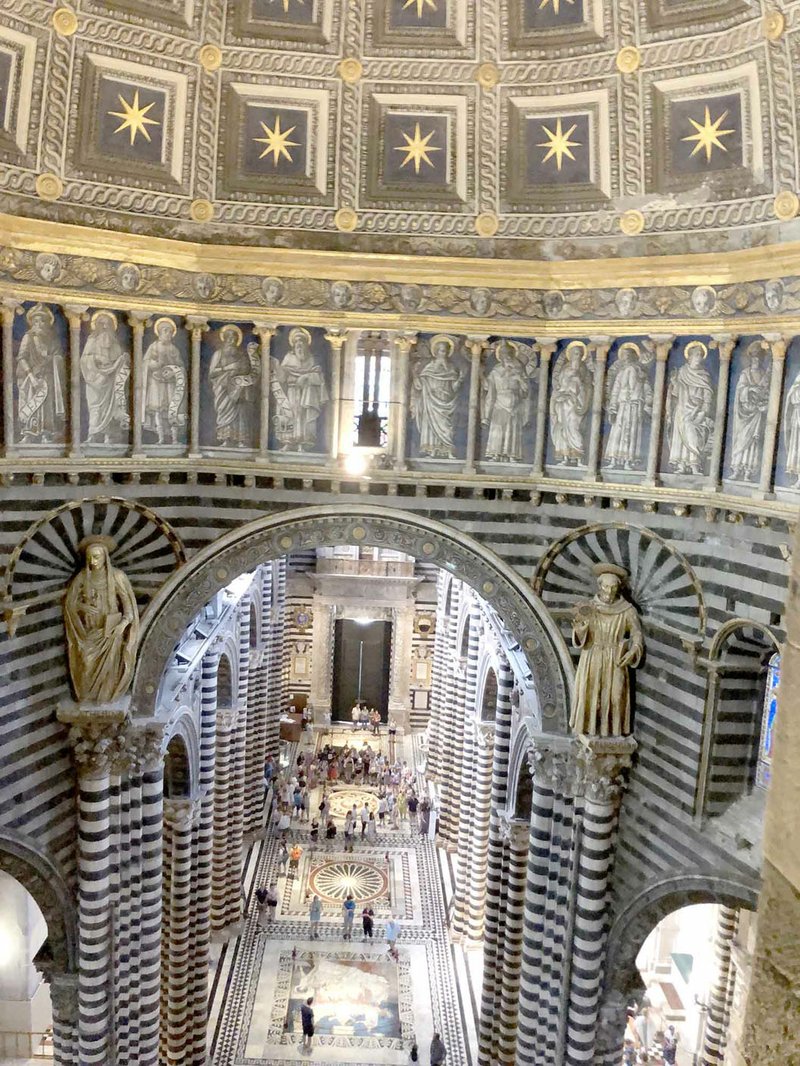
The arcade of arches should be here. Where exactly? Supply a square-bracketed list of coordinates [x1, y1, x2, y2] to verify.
[2, 0, 800, 1063]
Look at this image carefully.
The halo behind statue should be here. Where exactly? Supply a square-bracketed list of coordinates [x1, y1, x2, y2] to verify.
[26, 303, 55, 327]
[220, 323, 243, 346]
[289, 326, 312, 347]
[593, 562, 628, 581]
[684, 341, 708, 361]
[91, 310, 118, 331]
[430, 334, 455, 357]
[153, 317, 177, 337]
[77, 534, 118, 555]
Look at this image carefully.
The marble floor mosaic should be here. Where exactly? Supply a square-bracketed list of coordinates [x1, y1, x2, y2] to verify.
[209, 729, 477, 1065]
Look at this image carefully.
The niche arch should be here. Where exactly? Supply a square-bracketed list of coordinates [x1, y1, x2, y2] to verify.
[134, 504, 573, 726]
[162, 717, 198, 799]
[597, 873, 759, 1058]
[0, 830, 78, 974]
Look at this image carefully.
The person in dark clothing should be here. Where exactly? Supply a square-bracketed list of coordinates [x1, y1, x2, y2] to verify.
[362, 906, 374, 940]
[300, 996, 314, 1050]
[429, 1032, 446, 1065]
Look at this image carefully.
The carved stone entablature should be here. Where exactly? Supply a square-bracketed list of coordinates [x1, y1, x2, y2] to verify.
[577, 734, 638, 806]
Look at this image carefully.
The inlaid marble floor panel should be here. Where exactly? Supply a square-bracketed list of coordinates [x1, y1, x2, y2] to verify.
[210, 729, 474, 1065]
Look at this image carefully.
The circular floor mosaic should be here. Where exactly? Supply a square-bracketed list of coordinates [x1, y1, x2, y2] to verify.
[308, 860, 389, 904]
[327, 787, 379, 821]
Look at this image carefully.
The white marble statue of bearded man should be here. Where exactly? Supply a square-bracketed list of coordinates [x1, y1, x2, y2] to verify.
[570, 563, 644, 738]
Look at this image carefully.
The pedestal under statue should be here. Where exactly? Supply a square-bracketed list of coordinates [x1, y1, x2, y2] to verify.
[569, 563, 643, 737]
[63, 536, 139, 703]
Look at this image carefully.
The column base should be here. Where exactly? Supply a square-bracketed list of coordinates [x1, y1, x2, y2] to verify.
[211, 920, 245, 943]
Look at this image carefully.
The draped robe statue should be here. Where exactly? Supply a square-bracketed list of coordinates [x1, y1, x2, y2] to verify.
[482, 341, 530, 462]
[16, 304, 66, 443]
[570, 564, 644, 737]
[80, 312, 130, 445]
[666, 343, 714, 475]
[729, 346, 770, 482]
[64, 538, 139, 703]
[410, 335, 465, 459]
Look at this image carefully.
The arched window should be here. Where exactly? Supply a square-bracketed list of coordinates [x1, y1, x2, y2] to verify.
[164, 735, 191, 798]
[216, 654, 233, 710]
[514, 757, 533, 821]
[755, 653, 780, 790]
[481, 668, 498, 722]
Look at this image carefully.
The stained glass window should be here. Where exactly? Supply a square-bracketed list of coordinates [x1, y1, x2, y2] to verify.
[756, 653, 780, 790]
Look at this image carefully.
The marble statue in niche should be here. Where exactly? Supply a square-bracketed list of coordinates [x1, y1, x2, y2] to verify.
[35, 253, 62, 284]
[410, 334, 466, 459]
[15, 304, 67, 444]
[549, 341, 592, 466]
[142, 318, 187, 445]
[604, 342, 653, 471]
[729, 340, 770, 482]
[64, 536, 139, 704]
[330, 280, 353, 309]
[665, 341, 714, 475]
[570, 563, 643, 738]
[209, 324, 260, 448]
[80, 311, 130, 445]
[271, 326, 329, 452]
[783, 364, 800, 488]
[262, 276, 284, 305]
[481, 339, 535, 463]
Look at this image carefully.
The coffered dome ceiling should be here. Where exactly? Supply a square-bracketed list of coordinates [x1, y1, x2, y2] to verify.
[0, 0, 798, 259]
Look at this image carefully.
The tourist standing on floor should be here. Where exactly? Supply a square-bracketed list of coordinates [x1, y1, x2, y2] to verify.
[366, 811, 378, 843]
[351, 702, 360, 731]
[309, 817, 319, 843]
[362, 906, 374, 940]
[300, 997, 314, 1050]
[360, 802, 370, 836]
[309, 894, 322, 939]
[378, 794, 388, 825]
[409, 1040, 419, 1062]
[371, 708, 381, 736]
[266, 882, 279, 922]
[277, 842, 289, 876]
[385, 916, 400, 959]
[662, 1025, 678, 1065]
[388, 717, 397, 759]
[278, 807, 291, 839]
[429, 1032, 446, 1064]
[407, 792, 418, 829]
[342, 893, 356, 940]
[255, 886, 269, 931]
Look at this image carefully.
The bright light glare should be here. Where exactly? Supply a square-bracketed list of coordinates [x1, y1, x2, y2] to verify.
[344, 452, 369, 476]
[354, 617, 375, 625]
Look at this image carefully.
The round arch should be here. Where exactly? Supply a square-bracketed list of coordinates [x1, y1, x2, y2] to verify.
[0, 830, 78, 974]
[163, 712, 199, 798]
[602, 873, 759, 1006]
[709, 617, 781, 662]
[134, 504, 573, 726]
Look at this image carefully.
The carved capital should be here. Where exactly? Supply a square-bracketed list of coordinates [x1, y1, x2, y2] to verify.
[651, 334, 674, 362]
[711, 334, 737, 361]
[393, 332, 418, 355]
[42, 970, 79, 1022]
[127, 722, 166, 772]
[62, 304, 89, 330]
[185, 315, 209, 335]
[216, 707, 237, 731]
[163, 797, 199, 830]
[536, 341, 557, 362]
[527, 734, 581, 794]
[58, 700, 129, 777]
[127, 311, 151, 330]
[501, 817, 529, 851]
[1, 298, 21, 324]
[325, 329, 348, 350]
[464, 335, 489, 359]
[589, 336, 612, 361]
[763, 333, 789, 361]
[577, 734, 637, 806]
[473, 719, 494, 748]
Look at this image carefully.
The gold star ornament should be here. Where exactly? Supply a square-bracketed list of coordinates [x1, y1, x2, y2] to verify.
[682, 106, 735, 164]
[537, 117, 581, 172]
[254, 115, 300, 166]
[270, 0, 304, 11]
[394, 122, 441, 175]
[539, 0, 574, 11]
[402, 0, 437, 15]
[108, 90, 160, 147]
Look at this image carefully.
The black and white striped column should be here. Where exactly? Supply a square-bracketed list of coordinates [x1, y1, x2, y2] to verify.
[496, 819, 530, 1064]
[212, 706, 235, 930]
[453, 603, 484, 934]
[59, 709, 127, 1066]
[137, 728, 166, 1066]
[466, 722, 494, 941]
[564, 737, 637, 1066]
[477, 655, 514, 1065]
[701, 905, 739, 1066]
[162, 798, 199, 1065]
[426, 572, 448, 780]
